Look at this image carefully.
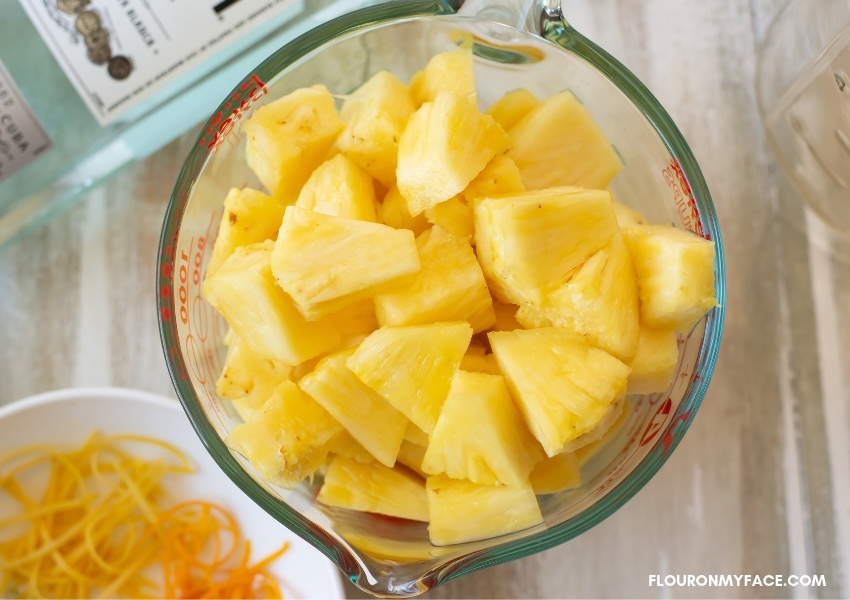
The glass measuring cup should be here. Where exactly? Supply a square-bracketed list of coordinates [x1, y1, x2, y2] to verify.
[157, 0, 726, 595]
[757, 0, 850, 235]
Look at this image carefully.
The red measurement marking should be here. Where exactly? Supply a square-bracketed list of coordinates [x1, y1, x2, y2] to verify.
[662, 158, 706, 238]
[199, 74, 268, 150]
[662, 409, 692, 455]
[639, 397, 673, 447]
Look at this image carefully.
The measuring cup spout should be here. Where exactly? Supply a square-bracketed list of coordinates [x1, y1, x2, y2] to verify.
[456, 0, 563, 36]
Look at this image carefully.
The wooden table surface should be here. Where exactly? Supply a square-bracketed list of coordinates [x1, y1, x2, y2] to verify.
[2, 0, 849, 598]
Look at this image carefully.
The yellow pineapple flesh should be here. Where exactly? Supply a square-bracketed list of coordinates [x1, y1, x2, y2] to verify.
[460, 154, 526, 207]
[486, 88, 541, 131]
[317, 456, 429, 522]
[612, 199, 649, 228]
[426, 474, 543, 545]
[396, 440, 428, 479]
[328, 431, 376, 464]
[529, 451, 581, 495]
[215, 334, 293, 421]
[299, 349, 409, 468]
[403, 421, 430, 447]
[561, 394, 625, 453]
[421, 370, 543, 486]
[396, 91, 511, 216]
[423, 196, 474, 242]
[488, 327, 631, 456]
[507, 90, 623, 191]
[623, 224, 718, 331]
[271, 206, 420, 320]
[201, 241, 340, 364]
[337, 70, 416, 187]
[294, 154, 378, 222]
[373, 226, 495, 332]
[377, 185, 430, 235]
[474, 187, 620, 304]
[346, 322, 472, 434]
[515, 233, 640, 362]
[225, 380, 342, 488]
[409, 47, 476, 106]
[243, 84, 344, 200]
[206, 187, 286, 277]
[626, 326, 680, 394]
[327, 299, 379, 338]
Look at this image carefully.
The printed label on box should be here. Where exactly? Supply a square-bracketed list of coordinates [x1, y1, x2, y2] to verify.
[0, 59, 53, 183]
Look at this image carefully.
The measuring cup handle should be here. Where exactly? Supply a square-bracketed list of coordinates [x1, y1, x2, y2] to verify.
[455, 0, 565, 36]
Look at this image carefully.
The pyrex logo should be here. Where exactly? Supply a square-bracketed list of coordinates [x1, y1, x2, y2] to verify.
[200, 73, 267, 151]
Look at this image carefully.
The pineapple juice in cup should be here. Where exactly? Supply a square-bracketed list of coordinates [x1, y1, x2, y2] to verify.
[157, 0, 726, 596]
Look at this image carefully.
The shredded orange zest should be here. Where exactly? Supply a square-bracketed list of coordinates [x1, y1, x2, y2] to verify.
[0, 432, 289, 599]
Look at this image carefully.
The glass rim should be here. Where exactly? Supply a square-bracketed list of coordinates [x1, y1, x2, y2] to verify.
[156, 0, 726, 592]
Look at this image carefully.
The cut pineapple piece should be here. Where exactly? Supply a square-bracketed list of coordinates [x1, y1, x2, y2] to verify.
[243, 85, 344, 200]
[486, 88, 541, 131]
[460, 352, 500, 375]
[328, 431, 375, 464]
[373, 226, 495, 332]
[202, 241, 340, 364]
[294, 154, 378, 222]
[474, 187, 620, 304]
[327, 299, 379, 337]
[612, 199, 649, 228]
[378, 185, 430, 235]
[426, 474, 543, 545]
[492, 301, 521, 332]
[216, 334, 293, 421]
[508, 90, 622, 190]
[317, 456, 429, 522]
[337, 70, 416, 187]
[299, 349, 408, 468]
[207, 187, 286, 277]
[423, 197, 474, 241]
[515, 233, 640, 362]
[396, 440, 428, 479]
[225, 380, 342, 488]
[561, 394, 625, 453]
[622, 224, 718, 331]
[409, 47, 476, 106]
[271, 207, 420, 320]
[529, 451, 581, 495]
[403, 422, 430, 447]
[574, 397, 633, 465]
[422, 370, 543, 486]
[626, 327, 679, 394]
[347, 322, 472, 433]
[489, 328, 631, 456]
[397, 91, 511, 216]
[461, 155, 525, 207]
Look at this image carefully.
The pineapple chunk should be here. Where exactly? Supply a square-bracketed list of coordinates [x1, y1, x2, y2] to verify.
[507, 90, 622, 190]
[271, 207, 420, 320]
[426, 474, 543, 545]
[422, 371, 543, 486]
[294, 154, 378, 222]
[202, 241, 340, 364]
[612, 199, 649, 228]
[347, 322, 472, 434]
[423, 197, 474, 241]
[486, 88, 541, 131]
[378, 185, 430, 235]
[397, 91, 511, 216]
[626, 327, 680, 394]
[409, 47, 476, 106]
[243, 85, 344, 200]
[529, 451, 581, 495]
[489, 328, 631, 456]
[460, 352, 500, 375]
[474, 187, 620, 304]
[327, 299, 379, 337]
[515, 233, 640, 362]
[328, 431, 375, 464]
[216, 334, 293, 421]
[561, 394, 626, 453]
[492, 301, 521, 332]
[623, 224, 718, 331]
[225, 380, 342, 488]
[396, 440, 428, 479]
[373, 226, 495, 332]
[337, 71, 416, 187]
[317, 456, 429, 522]
[403, 422, 430, 447]
[461, 154, 525, 207]
[299, 349, 408, 468]
[207, 187, 286, 277]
